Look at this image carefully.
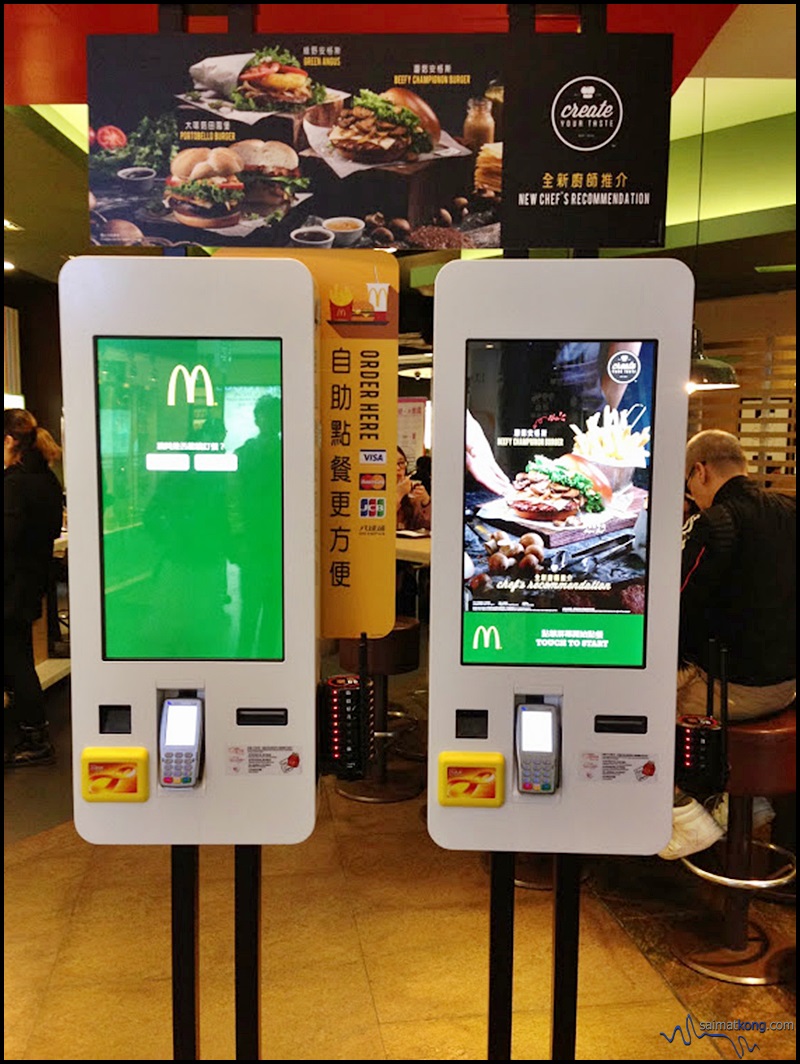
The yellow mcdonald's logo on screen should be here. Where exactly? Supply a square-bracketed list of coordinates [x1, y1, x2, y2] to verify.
[167, 364, 216, 406]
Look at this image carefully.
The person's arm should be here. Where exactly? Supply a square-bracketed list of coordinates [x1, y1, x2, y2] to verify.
[466, 411, 512, 496]
[408, 481, 432, 529]
[678, 505, 736, 667]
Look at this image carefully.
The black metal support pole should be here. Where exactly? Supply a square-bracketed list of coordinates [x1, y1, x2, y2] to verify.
[235, 845, 262, 1060]
[508, 3, 536, 34]
[228, 5, 258, 35]
[158, 4, 185, 32]
[550, 853, 581, 1061]
[579, 3, 607, 35]
[488, 851, 516, 1060]
[158, 4, 257, 33]
[171, 845, 200, 1060]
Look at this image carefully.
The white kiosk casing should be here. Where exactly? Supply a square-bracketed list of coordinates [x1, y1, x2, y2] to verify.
[427, 258, 693, 855]
[59, 257, 318, 845]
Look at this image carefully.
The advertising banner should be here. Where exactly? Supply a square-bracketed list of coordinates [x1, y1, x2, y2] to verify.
[87, 34, 505, 252]
[501, 34, 672, 249]
[87, 31, 672, 252]
[214, 248, 399, 640]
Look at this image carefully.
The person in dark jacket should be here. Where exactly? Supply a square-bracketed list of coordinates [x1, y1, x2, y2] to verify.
[660, 429, 796, 860]
[678, 429, 795, 721]
[4, 408, 64, 767]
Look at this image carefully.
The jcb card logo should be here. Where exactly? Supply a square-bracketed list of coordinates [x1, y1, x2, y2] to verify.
[472, 624, 502, 651]
[167, 364, 215, 406]
[551, 76, 623, 151]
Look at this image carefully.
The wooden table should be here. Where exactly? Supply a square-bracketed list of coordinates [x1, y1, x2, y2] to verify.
[395, 534, 431, 565]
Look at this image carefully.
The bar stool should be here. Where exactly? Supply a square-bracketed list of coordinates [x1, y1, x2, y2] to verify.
[336, 617, 426, 803]
[675, 701, 796, 984]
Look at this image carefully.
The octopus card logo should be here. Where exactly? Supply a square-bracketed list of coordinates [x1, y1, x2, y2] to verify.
[550, 76, 623, 151]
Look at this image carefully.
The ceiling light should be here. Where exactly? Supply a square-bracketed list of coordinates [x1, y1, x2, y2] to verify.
[4, 261, 17, 272]
[4, 219, 24, 232]
[688, 325, 739, 393]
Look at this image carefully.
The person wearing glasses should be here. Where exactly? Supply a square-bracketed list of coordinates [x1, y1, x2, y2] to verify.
[660, 429, 796, 859]
[396, 446, 431, 532]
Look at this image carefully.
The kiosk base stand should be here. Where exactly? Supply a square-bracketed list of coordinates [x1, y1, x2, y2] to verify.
[486, 852, 581, 1061]
[171, 845, 199, 1061]
[235, 846, 261, 1059]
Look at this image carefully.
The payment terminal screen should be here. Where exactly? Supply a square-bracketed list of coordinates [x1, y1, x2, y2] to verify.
[462, 338, 657, 667]
[96, 336, 284, 660]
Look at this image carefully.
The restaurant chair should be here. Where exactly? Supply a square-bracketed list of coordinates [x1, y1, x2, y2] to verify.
[336, 616, 426, 802]
[675, 700, 796, 984]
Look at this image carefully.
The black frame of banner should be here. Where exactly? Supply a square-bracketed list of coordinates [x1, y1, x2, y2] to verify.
[156, 4, 630, 1061]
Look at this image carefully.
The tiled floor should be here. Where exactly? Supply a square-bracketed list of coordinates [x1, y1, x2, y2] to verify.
[4, 644, 796, 1061]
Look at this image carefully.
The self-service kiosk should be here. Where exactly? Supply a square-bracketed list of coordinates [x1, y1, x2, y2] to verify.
[59, 257, 318, 845]
[427, 258, 693, 856]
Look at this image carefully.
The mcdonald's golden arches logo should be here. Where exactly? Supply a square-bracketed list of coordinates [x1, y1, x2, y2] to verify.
[167, 364, 215, 407]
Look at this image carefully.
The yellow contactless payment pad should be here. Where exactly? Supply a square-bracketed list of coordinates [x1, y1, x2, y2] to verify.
[438, 752, 505, 807]
[81, 747, 149, 802]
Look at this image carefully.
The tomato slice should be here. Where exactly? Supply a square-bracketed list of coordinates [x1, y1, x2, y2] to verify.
[240, 61, 279, 78]
[96, 125, 128, 151]
[88, 127, 97, 149]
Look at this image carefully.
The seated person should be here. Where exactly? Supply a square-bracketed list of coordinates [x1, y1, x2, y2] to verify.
[660, 429, 796, 860]
[396, 447, 431, 532]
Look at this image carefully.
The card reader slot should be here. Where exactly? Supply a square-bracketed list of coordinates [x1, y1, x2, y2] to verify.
[594, 715, 648, 734]
[236, 708, 288, 726]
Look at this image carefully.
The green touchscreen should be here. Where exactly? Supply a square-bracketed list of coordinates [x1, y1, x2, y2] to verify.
[96, 337, 284, 660]
[462, 338, 657, 668]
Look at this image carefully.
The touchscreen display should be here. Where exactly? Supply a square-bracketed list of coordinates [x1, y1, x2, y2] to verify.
[96, 336, 284, 661]
[462, 339, 656, 667]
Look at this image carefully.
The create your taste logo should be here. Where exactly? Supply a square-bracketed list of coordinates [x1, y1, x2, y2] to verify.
[462, 613, 644, 666]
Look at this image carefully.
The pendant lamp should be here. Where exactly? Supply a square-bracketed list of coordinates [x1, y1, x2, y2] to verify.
[689, 325, 739, 392]
[686, 81, 739, 395]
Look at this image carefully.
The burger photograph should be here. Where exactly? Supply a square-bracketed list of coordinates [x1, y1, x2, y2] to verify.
[327, 87, 441, 164]
[162, 147, 246, 229]
[229, 45, 327, 111]
[231, 139, 310, 212]
[87, 32, 506, 248]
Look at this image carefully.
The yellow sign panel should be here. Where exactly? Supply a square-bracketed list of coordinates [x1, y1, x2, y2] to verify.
[211, 248, 398, 640]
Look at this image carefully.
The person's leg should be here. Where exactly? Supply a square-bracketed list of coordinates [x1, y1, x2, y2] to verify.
[678, 663, 795, 721]
[4, 621, 55, 767]
[660, 665, 725, 859]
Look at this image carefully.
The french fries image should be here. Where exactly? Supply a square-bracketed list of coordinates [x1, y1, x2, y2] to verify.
[571, 405, 650, 466]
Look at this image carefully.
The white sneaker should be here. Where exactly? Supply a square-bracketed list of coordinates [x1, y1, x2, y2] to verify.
[658, 798, 725, 860]
[710, 794, 775, 832]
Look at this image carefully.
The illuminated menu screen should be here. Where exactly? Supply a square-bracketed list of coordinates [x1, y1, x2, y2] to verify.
[96, 337, 284, 661]
[462, 338, 657, 667]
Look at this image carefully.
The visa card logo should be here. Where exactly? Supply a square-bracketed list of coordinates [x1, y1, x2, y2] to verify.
[359, 449, 386, 465]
